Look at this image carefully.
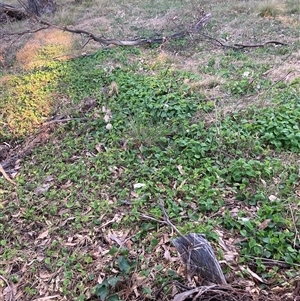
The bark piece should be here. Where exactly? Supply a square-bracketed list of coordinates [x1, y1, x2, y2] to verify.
[172, 233, 227, 285]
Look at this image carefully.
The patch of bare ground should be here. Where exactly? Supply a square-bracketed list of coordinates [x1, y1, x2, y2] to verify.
[275, 152, 300, 166]
[15, 28, 74, 69]
[264, 50, 300, 84]
[1, 25, 77, 69]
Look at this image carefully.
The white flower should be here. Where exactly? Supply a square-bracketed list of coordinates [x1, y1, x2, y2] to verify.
[242, 71, 250, 78]
[106, 123, 113, 130]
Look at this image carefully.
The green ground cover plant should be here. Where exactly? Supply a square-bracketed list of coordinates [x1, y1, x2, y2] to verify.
[0, 0, 299, 300]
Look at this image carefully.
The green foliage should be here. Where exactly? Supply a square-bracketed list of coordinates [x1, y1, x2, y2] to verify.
[1, 25, 300, 300]
[253, 102, 300, 151]
[92, 247, 137, 301]
[0, 64, 61, 141]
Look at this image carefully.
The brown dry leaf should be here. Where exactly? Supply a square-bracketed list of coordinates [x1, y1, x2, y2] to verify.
[258, 219, 271, 230]
[37, 256, 44, 262]
[109, 82, 119, 96]
[10, 172, 19, 179]
[269, 195, 278, 202]
[223, 252, 239, 263]
[93, 112, 101, 119]
[261, 179, 267, 187]
[45, 175, 54, 182]
[97, 274, 104, 284]
[95, 143, 107, 153]
[3, 284, 15, 301]
[60, 216, 75, 226]
[60, 181, 72, 189]
[39, 271, 56, 279]
[230, 208, 239, 217]
[32, 295, 61, 301]
[215, 230, 228, 251]
[109, 233, 123, 246]
[162, 245, 173, 262]
[163, 233, 170, 244]
[135, 274, 147, 287]
[125, 239, 133, 249]
[177, 165, 185, 175]
[177, 179, 187, 190]
[34, 183, 51, 195]
[37, 229, 49, 240]
[242, 266, 268, 284]
[130, 191, 139, 198]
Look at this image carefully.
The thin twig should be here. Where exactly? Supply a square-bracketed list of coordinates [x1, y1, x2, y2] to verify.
[201, 33, 287, 49]
[268, 70, 293, 88]
[3, 26, 50, 36]
[155, 280, 193, 299]
[0, 163, 17, 186]
[192, 285, 217, 301]
[158, 199, 198, 284]
[289, 203, 300, 248]
[139, 213, 168, 224]
[42, 117, 88, 125]
[234, 40, 287, 48]
[250, 256, 300, 268]
[0, 275, 14, 301]
[158, 199, 185, 237]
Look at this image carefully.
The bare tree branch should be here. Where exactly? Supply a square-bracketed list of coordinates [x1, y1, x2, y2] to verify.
[2, 5, 287, 50]
[202, 33, 287, 49]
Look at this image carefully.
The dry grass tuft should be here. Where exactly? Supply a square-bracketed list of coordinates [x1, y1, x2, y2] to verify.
[257, 0, 285, 18]
[189, 76, 225, 93]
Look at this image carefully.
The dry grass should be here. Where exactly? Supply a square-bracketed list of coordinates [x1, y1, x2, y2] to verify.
[1, 0, 299, 69]
[257, 0, 286, 18]
[16, 28, 74, 69]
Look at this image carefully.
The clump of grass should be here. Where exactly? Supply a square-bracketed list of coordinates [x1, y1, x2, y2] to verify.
[257, 0, 285, 17]
[53, 5, 78, 25]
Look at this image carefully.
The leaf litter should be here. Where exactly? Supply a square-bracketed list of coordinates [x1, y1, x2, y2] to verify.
[1, 1, 300, 300]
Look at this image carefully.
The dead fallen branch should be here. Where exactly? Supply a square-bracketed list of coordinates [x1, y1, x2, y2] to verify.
[158, 200, 226, 284]
[2, 6, 287, 51]
[2, 25, 50, 36]
[0, 3, 28, 22]
[34, 13, 211, 47]
[171, 283, 263, 301]
[234, 40, 288, 48]
[202, 34, 287, 49]
[0, 125, 53, 173]
[167, 280, 300, 301]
